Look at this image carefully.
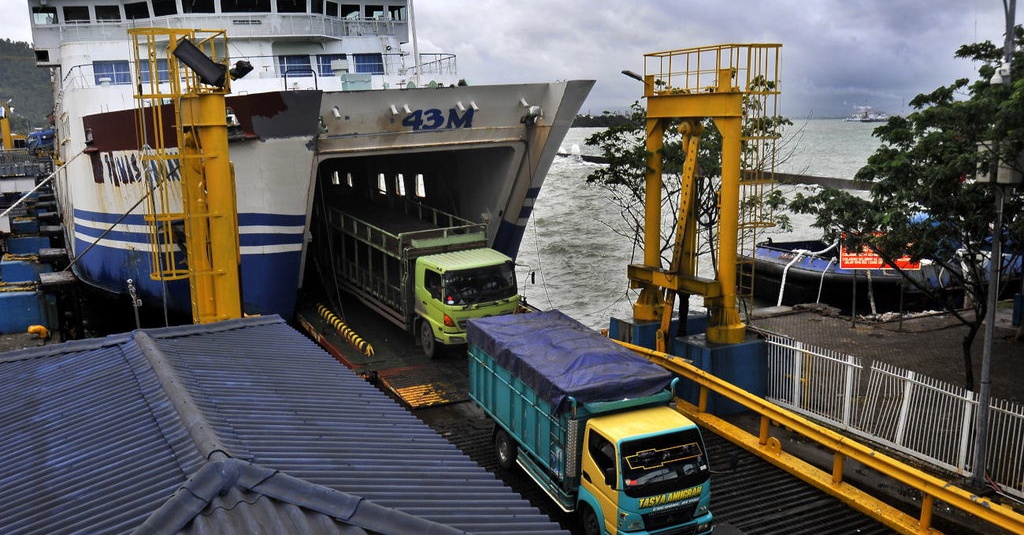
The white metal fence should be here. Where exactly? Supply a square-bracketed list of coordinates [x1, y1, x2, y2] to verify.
[760, 329, 1024, 500]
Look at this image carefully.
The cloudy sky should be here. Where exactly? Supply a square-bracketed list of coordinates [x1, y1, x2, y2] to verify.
[0, 0, 1012, 117]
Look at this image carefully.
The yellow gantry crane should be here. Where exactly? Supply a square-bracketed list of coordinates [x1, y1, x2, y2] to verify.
[1, 100, 19, 150]
[627, 44, 781, 348]
[130, 28, 242, 323]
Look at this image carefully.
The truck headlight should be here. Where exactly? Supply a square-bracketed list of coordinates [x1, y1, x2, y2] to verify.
[617, 511, 644, 532]
[695, 494, 711, 517]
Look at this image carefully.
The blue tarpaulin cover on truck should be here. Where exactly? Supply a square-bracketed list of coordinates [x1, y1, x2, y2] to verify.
[467, 310, 673, 412]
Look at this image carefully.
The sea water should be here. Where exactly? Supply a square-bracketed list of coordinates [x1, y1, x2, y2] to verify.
[516, 120, 883, 329]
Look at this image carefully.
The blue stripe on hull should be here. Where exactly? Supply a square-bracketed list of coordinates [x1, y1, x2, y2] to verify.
[75, 208, 306, 227]
[492, 219, 526, 261]
[239, 251, 302, 318]
[72, 214, 304, 319]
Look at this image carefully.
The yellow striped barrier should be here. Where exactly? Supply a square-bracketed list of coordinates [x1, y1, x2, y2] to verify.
[317, 304, 374, 357]
[613, 339, 1024, 535]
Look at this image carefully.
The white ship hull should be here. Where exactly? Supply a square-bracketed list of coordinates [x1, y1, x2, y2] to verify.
[28, 1, 592, 320]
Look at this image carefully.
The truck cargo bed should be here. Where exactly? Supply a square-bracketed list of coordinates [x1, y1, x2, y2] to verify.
[467, 310, 673, 412]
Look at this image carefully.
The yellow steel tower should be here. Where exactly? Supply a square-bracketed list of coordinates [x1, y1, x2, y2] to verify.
[130, 28, 242, 323]
[0, 100, 13, 150]
[627, 44, 781, 347]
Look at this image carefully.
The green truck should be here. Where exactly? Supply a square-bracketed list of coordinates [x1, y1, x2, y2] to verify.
[467, 310, 714, 535]
[323, 199, 521, 357]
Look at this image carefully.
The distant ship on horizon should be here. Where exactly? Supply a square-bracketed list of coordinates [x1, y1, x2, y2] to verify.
[844, 106, 889, 122]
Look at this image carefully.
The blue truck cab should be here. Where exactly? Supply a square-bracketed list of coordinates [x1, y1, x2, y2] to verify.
[468, 310, 714, 535]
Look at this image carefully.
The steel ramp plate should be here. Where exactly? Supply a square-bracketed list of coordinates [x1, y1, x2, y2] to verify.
[296, 299, 470, 409]
[375, 363, 468, 409]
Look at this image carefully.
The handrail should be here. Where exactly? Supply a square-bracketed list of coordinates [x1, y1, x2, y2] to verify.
[0, 151, 82, 221]
[612, 338, 1024, 535]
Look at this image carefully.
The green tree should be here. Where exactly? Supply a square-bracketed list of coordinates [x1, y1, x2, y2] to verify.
[0, 39, 54, 133]
[788, 30, 1024, 390]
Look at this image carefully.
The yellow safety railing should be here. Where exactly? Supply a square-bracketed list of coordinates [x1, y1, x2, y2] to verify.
[613, 338, 1024, 535]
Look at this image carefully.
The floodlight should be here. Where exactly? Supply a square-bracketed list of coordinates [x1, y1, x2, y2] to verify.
[229, 60, 254, 80]
[173, 37, 227, 88]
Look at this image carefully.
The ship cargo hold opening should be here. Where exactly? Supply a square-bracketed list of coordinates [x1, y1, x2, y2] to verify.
[303, 144, 522, 298]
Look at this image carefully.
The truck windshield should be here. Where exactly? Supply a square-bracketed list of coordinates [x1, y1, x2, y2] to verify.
[620, 429, 709, 498]
[443, 261, 517, 305]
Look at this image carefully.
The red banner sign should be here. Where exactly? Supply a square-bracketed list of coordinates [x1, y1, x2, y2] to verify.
[839, 244, 920, 270]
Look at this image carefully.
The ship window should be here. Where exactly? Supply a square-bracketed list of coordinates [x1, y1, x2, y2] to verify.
[377, 173, 387, 195]
[279, 55, 314, 78]
[62, 6, 90, 23]
[184, 0, 216, 13]
[311, 0, 323, 14]
[316, 54, 347, 76]
[93, 61, 132, 85]
[414, 173, 426, 198]
[395, 174, 406, 196]
[124, 2, 150, 19]
[32, 6, 58, 25]
[388, 6, 405, 20]
[139, 59, 171, 83]
[364, 5, 384, 18]
[326, 1, 339, 17]
[153, 0, 179, 16]
[277, 0, 307, 13]
[340, 4, 359, 18]
[353, 54, 384, 75]
[95, 5, 121, 21]
[223, 0, 271, 12]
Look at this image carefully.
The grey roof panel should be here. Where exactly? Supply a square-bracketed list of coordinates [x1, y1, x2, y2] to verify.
[0, 316, 567, 535]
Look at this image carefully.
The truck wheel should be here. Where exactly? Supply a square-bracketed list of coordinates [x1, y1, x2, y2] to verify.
[494, 428, 518, 470]
[580, 504, 602, 535]
[419, 320, 437, 359]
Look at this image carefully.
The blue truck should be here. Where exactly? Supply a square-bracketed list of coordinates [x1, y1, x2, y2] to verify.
[467, 310, 714, 535]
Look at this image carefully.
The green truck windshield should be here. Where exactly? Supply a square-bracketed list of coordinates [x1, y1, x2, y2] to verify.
[443, 261, 517, 305]
[620, 429, 709, 498]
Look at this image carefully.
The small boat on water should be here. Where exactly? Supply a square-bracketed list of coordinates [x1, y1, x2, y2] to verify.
[844, 106, 888, 123]
[744, 239, 962, 315]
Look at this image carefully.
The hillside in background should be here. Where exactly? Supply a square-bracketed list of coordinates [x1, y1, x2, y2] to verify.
[0, 39, 53, 133]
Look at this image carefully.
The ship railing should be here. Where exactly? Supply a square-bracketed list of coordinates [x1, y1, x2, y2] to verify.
[416, 53, 458, 77]
[39, 14, 404, 43]
[60, 64, 100, 92]
[56, 53, 455, 93]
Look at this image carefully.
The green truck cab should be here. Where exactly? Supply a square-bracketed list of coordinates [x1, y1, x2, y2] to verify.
[468, 310, 714, 535]
[415, 248, 520, 357]
[324, 199, 521, 357]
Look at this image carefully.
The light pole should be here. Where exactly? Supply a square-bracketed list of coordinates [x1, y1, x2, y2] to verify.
[971, 0, 1017, 489]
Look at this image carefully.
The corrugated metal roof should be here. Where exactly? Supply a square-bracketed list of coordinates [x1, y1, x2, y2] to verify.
[0, 316, 567, 535]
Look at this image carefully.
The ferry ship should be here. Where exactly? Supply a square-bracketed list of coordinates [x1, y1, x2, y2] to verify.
[26, 0, 592, 322]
